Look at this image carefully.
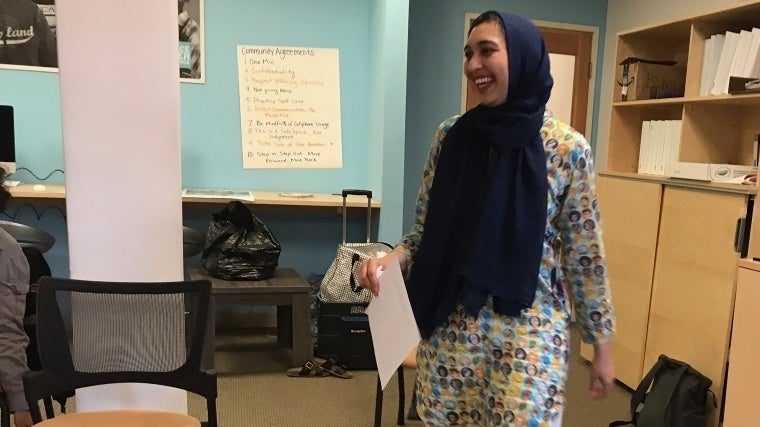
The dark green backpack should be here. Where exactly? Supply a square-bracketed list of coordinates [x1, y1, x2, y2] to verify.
[610, 355, 715, 427]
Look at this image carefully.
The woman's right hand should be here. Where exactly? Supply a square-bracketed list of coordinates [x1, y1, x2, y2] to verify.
[358, 250, 405, 297]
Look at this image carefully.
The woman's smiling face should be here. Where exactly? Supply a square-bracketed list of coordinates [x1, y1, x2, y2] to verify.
[464, 20, 509, 107]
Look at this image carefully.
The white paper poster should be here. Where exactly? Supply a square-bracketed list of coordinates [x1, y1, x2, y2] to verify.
[237, 45, 342, 169]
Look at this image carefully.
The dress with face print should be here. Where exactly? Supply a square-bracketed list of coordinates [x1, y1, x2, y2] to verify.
[396, 111, 616, 427]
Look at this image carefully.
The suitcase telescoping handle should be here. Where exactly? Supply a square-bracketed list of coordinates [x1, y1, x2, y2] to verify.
[341, 189, 373, 244]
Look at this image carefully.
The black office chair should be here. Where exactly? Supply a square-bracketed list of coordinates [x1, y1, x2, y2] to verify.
[0, 391, 9, 427]
[375, 366, 407, 426]
[374, 349, 420, 426]
[0, 220, 56, 318]
[23, 277, 218, 427]
[0, 221, 55, 254]
[183, 226, 205, 258]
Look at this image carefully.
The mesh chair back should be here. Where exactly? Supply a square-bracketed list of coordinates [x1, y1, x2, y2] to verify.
[24, 277, 217, 426]
[72, 293, 188, 374]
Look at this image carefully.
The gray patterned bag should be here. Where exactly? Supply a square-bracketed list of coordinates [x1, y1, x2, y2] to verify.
[318, 242, 392, 304]
[317, 189, 392, 304]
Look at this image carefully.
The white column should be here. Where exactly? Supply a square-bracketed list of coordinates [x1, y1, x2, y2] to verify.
[56, 0, 185, 413]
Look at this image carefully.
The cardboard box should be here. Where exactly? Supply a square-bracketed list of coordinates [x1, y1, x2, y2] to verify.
[665, 162, 757, 182]
[615, 57, 686, 101]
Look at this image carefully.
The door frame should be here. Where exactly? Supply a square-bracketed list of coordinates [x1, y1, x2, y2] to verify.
[461, 13, 599, 137]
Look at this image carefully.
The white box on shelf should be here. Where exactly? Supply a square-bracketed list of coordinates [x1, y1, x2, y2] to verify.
[708, 164, 757, 181]
[665, 162, 757, 182]
[664, 162, 710, 181]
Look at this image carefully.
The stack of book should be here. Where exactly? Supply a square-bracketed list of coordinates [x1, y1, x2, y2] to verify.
[701, 28, 760, 96]
[638, 120, 682, 176]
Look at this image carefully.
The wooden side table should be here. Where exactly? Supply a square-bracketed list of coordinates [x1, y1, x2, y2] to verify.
[189, 268, 312, 368]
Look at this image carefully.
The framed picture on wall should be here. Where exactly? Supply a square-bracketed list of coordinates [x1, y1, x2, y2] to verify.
[0, 0, 58, 72]
[179, 0, 205, 83]
[0, 0, 205, 83]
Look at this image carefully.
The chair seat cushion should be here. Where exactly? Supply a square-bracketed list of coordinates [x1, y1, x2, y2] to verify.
[35, 410, 200, 427]
[402, 345, 418, 368]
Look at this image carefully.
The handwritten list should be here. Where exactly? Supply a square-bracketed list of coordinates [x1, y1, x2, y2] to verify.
[237, 45, 342, 169]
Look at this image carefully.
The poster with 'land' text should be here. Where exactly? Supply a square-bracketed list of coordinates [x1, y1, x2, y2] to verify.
[237, 45, 342, 169]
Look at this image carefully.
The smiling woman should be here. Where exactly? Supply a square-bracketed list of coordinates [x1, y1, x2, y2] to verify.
[358, 9, 616, 427]
[463, 15, 509, 106]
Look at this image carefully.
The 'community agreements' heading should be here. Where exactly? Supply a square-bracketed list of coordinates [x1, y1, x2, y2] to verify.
[240, 47, 316, 60]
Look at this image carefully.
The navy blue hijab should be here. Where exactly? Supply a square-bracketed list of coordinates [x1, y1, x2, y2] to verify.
[407, 12, 553, 339]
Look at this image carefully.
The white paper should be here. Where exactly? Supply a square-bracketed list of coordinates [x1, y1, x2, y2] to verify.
[182, 189, 255, 202]
[365, 258, 421, 390]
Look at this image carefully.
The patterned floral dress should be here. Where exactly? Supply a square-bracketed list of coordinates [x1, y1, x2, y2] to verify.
[395, 112, 616, 426]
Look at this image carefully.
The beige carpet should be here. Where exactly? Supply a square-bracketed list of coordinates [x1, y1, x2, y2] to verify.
[186, 326, 633, 426]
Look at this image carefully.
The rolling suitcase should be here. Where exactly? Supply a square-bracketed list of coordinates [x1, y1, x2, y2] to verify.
[317, 189, 391, 369]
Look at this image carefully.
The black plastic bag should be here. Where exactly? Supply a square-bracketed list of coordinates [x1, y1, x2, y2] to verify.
[201, 201, 281, 280]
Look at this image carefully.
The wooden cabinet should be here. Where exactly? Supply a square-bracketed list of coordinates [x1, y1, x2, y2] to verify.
[723, 263, 760, 426]
[580, 3, 760, 425]
[749, 192, 760, 260]
[579, 177, 661, 388]
[645, 188, 745, 425]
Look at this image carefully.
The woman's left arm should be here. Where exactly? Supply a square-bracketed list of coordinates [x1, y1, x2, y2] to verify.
[554, 124, 616, 398]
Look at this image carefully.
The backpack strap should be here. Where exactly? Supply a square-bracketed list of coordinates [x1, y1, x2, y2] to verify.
[636, 365, 687, 426]
[609, 355, 669, 427]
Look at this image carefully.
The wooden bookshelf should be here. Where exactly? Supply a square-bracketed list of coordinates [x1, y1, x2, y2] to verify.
[599, 171, 757, 195]
[585, 3, 760, 425]
[611, 97, 685, 107]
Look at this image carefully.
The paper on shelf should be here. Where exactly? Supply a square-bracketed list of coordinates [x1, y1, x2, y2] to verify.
[365, 258, 421, 390]
[182, 189, 255, 202]
[712, 31, 740, 95]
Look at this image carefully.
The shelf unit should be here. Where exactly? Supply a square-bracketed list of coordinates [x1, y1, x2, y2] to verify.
[6, 184, 382, 209]
[607, 2, 760, 181]
[580, 3, 760, 426]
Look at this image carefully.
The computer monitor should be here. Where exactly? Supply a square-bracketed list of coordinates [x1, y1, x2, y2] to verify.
[0, 105, 16, 174]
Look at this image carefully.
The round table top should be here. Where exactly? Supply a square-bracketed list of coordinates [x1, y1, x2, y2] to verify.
[35, 409, 201, 427]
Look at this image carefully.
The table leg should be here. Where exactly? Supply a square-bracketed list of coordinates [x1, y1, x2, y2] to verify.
[202, 296, 216, 370]
[291, 293, 312, 367]
[277, 305, 292, 348]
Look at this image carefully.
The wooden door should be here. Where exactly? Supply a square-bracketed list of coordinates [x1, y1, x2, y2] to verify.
[645, 187, 746, 427]
[464, 25, 593, 135]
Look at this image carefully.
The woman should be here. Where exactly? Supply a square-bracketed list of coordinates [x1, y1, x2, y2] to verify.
[358, 10, 616, 427]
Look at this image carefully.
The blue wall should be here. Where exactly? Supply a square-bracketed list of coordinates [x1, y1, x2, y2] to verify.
[370, 0, 410, 244]
[0, 0, 609, 278]
[402, 0, 609, 231]
[0, 0, 408, 279]
[182, 0, 373, 192]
